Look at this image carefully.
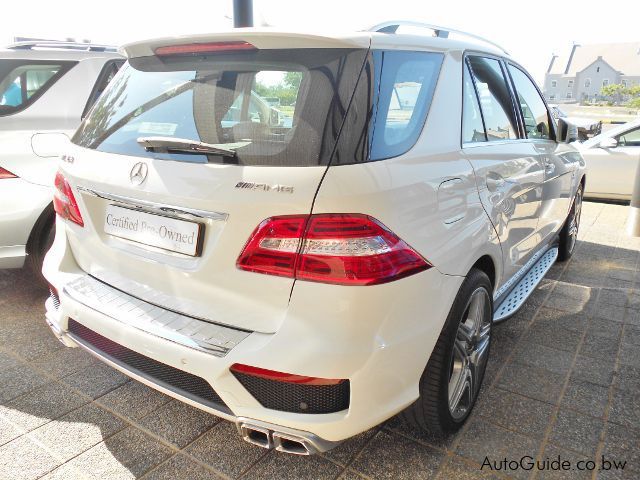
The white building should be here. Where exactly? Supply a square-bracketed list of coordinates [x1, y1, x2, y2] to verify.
[543, 42, 640, 103]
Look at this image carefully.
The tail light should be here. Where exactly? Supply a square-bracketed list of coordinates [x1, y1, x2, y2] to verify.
[155, 41, 256, 56]
[237, 214, 430, 285]
[53, 171, 84, 227]
[0, 167, 17, 179]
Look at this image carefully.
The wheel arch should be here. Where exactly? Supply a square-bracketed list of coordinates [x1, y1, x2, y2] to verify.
[26, 202, 55, 256]
[470, 255, 496, 290]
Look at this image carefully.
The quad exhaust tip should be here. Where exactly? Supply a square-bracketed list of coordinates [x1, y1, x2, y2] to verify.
[239, 423, 313, 455]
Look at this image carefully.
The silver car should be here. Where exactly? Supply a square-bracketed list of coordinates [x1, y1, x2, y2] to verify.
[0, 41, 123, 278]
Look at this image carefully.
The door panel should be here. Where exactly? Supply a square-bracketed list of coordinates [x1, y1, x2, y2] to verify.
[583, 144, 640, 199]
[465, 142, 544, 280]
[537, 142, 577, 241]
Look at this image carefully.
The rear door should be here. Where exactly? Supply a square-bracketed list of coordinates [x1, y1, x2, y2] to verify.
[63, 46, 370, 333]
[462, 55, 544, 281]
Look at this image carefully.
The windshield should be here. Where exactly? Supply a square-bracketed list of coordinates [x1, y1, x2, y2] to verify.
[73, 49, 369, 166]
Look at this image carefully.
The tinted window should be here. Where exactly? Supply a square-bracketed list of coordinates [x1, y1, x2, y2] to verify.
[83, 60, 125, 118]
[462, 62, 486, 143]
[617, 127, 640, 147]
[0, 60, 74, 115]
[508, 64, 551, 140]
[73, 49, 368, 167]
[467, 56, 518, 141]
[370, 51, 443, 160]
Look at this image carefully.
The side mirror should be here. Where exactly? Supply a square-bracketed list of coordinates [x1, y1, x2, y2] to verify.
[598, 137, 618, 149]
[557, 118, 578, 143]
[269, 107, 282, 127]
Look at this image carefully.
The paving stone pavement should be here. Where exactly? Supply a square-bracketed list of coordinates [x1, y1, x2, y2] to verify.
[0, 201, 639, 479]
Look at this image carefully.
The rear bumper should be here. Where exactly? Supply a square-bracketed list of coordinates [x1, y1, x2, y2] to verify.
[43, 218, 463, 443]
[0, 177, 52, 268]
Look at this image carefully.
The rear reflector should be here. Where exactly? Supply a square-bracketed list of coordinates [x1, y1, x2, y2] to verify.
[155, 41, 256, 56]
[230, 364, 346, 386]
[53, 171, 84, 227]
[0, 167, 17, 179]
[237, 214, 430, 285]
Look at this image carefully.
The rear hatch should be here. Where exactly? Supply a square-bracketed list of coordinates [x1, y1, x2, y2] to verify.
[63, 35, 371, 333]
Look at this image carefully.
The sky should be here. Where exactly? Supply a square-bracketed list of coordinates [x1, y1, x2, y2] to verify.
[3, 0, 639, 83]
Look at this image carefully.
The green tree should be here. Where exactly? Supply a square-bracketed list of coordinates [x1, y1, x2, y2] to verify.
[283, 71, 302, 90]
[600, 83, 626, 97]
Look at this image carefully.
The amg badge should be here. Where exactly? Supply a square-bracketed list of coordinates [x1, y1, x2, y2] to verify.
[235, 182, 294, 194]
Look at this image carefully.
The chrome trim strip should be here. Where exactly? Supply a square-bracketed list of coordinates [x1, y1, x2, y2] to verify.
[76, 186, 229, 221]
[63, 275, 250, 357]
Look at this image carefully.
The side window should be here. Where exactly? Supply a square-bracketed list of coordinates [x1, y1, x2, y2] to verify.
[370, 51, 444, 160]
[467, 56, 518, 141]
[617, 127, 640, 147]
[508, 64, 552, 140]
[82, 60, 125, 118]
[462, 62, 486, 143]
[0, 62, 72, 115]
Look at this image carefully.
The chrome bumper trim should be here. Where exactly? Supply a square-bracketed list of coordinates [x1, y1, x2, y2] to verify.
[63, 275, 250, 357]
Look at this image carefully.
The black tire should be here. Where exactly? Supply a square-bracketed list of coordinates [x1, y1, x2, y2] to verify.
[27, 208, 55, 284]
[402, 268, 493, 433]
[558, 183, 583, 262]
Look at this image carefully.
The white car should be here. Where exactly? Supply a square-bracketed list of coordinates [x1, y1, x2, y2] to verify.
[0, 41, 123, 277]
[577, 118, 640, 201]
[43, 23, 585, 455]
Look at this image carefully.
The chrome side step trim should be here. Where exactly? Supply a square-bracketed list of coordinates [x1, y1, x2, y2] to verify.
[494, 246, 550, 303]
[63, 275, 250, 356]
[493, 247, 558, 323]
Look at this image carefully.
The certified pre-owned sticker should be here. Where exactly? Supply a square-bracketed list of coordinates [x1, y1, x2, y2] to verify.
[104, 204, 202, 256]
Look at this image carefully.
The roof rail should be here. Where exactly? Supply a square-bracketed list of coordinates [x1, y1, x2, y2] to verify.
[7, 41, 117, 53]
[368, 21, 509, 55]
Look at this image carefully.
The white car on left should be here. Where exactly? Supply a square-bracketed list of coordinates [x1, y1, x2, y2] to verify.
[0, 41, 123, 278]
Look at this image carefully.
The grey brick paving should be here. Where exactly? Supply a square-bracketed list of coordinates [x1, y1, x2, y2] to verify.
[0, 201, 638, 479]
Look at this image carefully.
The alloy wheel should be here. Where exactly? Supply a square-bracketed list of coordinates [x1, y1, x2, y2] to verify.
[448, 287, 491, 420]
[568, 187, 583, 254]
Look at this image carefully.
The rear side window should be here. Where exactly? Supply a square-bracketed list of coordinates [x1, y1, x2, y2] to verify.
[0, 60, 75, 116]
[462, 61, 486, 143]
[467, 56, 518, 141]
[370, 51, 443, 160]
[82, 60, 125, 118]
[508, 64, 551, 140]
[73, 49, 369, 167]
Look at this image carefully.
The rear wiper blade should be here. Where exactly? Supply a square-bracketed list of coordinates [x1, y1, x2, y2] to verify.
[137, 136, 238, 158]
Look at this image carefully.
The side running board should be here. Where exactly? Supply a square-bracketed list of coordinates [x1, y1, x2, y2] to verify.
[493, 247, 558, 323]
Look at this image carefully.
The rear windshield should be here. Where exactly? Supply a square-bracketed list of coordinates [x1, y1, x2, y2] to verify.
[73, 49, 370, 167]
[0, 60, 75, 116]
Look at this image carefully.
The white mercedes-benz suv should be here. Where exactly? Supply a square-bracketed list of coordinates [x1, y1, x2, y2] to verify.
[43, 23, 586, 455]
[0, 41, 123, 278]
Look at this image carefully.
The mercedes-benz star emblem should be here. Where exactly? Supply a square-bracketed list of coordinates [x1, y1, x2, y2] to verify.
[129, 162, 148, 185]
